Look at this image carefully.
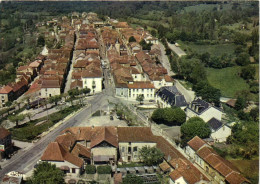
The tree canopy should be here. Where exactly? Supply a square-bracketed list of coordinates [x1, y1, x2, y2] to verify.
[28, 162, 65, 184]
[152, 107, 186, 126]
[139, 146, 164, 166]
[181, 117, 211, 146]
[136, 94, 144, 104]
[123, 174, 144, 184]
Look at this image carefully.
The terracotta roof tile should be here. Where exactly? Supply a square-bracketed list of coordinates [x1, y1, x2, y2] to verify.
[117, 127, 154, 142]
[187, 136, 206, 151]
[127, 82, 154, 89]
[90, 127, 118, 148]
[0, 86, 13, 94]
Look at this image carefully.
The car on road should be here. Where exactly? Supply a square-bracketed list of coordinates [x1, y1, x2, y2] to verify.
[110, 115, 114, 120]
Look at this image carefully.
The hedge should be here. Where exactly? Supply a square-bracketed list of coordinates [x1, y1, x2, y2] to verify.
[85, 165, 96, 174]
[97, 165, 111, 174]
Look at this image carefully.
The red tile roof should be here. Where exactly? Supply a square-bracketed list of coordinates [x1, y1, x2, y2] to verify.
[0, 86, 13, 94]
[117, 127, 154, 142]
[90, 127, 118, 148]
[41, 142, 83, 167]
[0, 127, 11, 139]
[187, 136, 206, 151]
[127, 82, 155, 89]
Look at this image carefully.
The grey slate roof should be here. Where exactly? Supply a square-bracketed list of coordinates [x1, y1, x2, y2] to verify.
[156, 86, 187, 107]
[207, 118, 223, 131]
[187, 98, 210, 114]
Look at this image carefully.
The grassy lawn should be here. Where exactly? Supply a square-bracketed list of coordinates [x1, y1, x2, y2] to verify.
[206, 66, 249, 98]
[177, 40, 236, 57]
[228, 159, 259, 184]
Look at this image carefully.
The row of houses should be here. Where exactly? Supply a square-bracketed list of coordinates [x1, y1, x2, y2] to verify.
[70, 24, 103, 94]
[40, 126, 249, 184]
[25, 18, 75, 100]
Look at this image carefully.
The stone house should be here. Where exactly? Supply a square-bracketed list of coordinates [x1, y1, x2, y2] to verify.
[207, 118, 231, 143]
[0, 86, 14, 107]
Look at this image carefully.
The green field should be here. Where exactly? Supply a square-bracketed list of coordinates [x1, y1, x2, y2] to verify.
[177, 40, 236, 57]
[229, 159, 259, 184]
[206, 66, 249, 98]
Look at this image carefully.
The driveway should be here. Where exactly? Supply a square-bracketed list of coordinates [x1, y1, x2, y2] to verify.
[167, 42, 187, 57]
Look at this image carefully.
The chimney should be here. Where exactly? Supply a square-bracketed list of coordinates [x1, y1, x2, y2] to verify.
[176, 163, 178, 169]
[195, 105, 199, 112]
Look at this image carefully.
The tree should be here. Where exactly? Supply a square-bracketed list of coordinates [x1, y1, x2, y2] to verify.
[49, 95, 62, 106]
[8, 114, 25, 127]
[26, 113, 33, 121]
[151, 108, 165, 123]
[240, 65, 256, 80]
[37, 35, 45, 47]
[123, 174, 144, 184]
[249, 107, 259, 122]
[172, 107, 186, 125]
[136, 94, 144, 105]
[235, 52, 250, 66]
[139, 146, 164, 166]
[82, 88, 90, 96]
[128, 36, 136, 43]
[234, 96, 246, 111]
[28, 162, 65, 184]
[181, 117, 211, 146]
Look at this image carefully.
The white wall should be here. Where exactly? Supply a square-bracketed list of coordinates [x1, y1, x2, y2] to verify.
[42, 160, 82, 176]
[211, 125, 231, 143]
[82, 77, 102, 94]
[152, 79, 173, 89]
[41, 88, 60, 98]
[132, 74, 142, 81]
[128, 88, 155, 101]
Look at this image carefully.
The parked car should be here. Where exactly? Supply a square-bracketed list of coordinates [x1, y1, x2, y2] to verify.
[110, 115, 114, 120]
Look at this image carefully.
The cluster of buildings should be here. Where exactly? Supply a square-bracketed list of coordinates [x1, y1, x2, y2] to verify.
[0, 56, 44, 107]
[100, 21, 173, 102]
[40, 126, 249, 184]
[70, 23, 102, 94]
[25, 17, 75, 100]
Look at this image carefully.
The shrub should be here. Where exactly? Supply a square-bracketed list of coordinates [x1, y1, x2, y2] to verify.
[97, 165, 111, 174]
[85, 165, 96, 174]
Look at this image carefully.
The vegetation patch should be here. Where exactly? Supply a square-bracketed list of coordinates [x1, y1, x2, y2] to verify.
[206, 66, 249, 98]
[96, 165, 111, 174]
[229, 159, 259, 184]
[10, 105, 81, 141]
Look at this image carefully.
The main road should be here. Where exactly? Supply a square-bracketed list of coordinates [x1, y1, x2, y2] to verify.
[0, 89, 115, 178]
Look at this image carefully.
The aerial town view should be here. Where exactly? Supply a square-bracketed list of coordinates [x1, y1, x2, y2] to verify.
[0, 1, 259, 184]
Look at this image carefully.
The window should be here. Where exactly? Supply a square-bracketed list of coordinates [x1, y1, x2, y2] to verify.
[135, 75, 137, 78]
[133, 147, 138, 152]
[147, 94, 149, 97]
[85, 80, 87, 84]
[128, 147, 131, 153]
[142, 89, 144, 92]
[72, 168, 76, 173]
[133, 94, 135, 97]
[122, 147, 125, 152]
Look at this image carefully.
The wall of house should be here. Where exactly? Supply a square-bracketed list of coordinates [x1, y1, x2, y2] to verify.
[152, 79, 173, 89]
[115, 87, 128, 98]
[82, 77, 102, 94]
[91, 147, 117, 162]
[185, 146, 196, 161]
[156, 96, 171, 108]
[132, 74, 142, 81]
[40, 88, 61, 98]
[128, 88, 155, 101]
[211, 125, 231, 143]
[119, 142, 156, 163]
[203, 162, 225, 184]
[43, 160, 82, 176]
[169, 176, 187, 184]
[0, 94, 9, 107]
